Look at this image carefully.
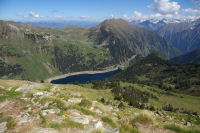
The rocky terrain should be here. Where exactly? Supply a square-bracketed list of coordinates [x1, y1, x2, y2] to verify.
[0, 80, 200, 133]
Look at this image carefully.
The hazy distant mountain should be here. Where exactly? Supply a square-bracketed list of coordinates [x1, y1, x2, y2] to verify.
[131, 19, 182, 31]
[132, 18, 200, 54]
[155, 19, 200, 53]
[17, 21, 99, 29]
[171, 49, 200, 64]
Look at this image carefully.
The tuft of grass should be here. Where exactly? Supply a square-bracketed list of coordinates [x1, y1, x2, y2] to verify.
[101, 117, 116, 128]
[28, 111, 33, 115]
[66, 104, 96, 116]
[48, 119, 84, 130]
[120, 124, 139, 133]
[39, 88, 51, 92]
[79, 107, 96, 116]
[131, 111, 153, 125]
[27, 92, 34, 98]
[61, 119, 84, 129]
[6, 116, 16, 129]
[40, 97, 67, 110]
[0, 113, 3, 118]
[0, 88, 22, 102]
[79, 99, 92, 108]
[39, 112, 47, 126]
[48, 122, 61, 130]
[164, 124, 200, 133]
[91, 129, 104, 133]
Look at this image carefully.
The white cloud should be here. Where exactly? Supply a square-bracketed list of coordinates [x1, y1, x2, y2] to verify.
[54, 15, 62, 19]
[80, 16, 90, 19]
[183, 8, 200, 14]
[121, 0, 199, 22]
[148, 0, 180, 15]
[23, 15, 28, 18]
[122, 11, 182, 22]
[133, 11, 142, 18]
[122, 14, 131, 20]
[29, 11, 39, 18]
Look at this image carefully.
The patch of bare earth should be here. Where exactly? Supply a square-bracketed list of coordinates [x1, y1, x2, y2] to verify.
[0, 100, 25, 122]
[136, 123, 176, 133]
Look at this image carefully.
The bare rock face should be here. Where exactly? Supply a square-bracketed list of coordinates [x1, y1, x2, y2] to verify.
[35, 128, 59, 133]
[85, 121, 119, 133]
[68, 98, 82, 104]
[71, 116, 90, 125]
[18, 113, 30, 125]
[0, 122, 7, 133]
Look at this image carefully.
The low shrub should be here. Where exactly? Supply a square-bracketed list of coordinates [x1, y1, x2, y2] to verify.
[79, 99, 92, 108]
[118, 102, 125, 109]
[100, 97, 105, 103]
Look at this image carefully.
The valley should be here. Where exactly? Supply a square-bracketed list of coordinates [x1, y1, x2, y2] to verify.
[0, 7, 200, 133]
[0, 19, 180, 81]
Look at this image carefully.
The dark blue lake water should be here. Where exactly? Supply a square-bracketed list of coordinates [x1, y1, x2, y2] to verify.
[51, 68, 121, 84]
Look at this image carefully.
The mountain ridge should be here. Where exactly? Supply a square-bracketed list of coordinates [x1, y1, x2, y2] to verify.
[0, 19, 180, 81]
[132, 18, 200, 53]
[171, 48, 200, 64]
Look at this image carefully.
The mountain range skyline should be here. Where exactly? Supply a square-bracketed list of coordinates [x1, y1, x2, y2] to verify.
[0, 0, 200, 22]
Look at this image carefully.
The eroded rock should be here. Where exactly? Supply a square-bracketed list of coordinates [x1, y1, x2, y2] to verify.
[0, 122, 7, 133]
[71, 116, 89, 125]
[68, 98, 82, 104]
[18, 113, 30, 125]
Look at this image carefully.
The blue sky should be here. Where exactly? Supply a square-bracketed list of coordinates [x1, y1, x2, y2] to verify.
[0, 0, 199, 22]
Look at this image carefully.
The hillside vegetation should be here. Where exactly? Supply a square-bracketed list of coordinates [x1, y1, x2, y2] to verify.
[111, 52, 200, 96]
[171, 49, 200, 64]
[0, 19, 180, 81]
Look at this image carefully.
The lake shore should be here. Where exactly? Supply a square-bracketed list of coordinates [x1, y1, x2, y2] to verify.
[45, 67, 119, 83]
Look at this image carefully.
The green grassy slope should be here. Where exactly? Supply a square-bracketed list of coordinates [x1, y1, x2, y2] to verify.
[0, 21, 111, 81]
[0, 19, 181, 81]
[111, 52, 200, 96]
